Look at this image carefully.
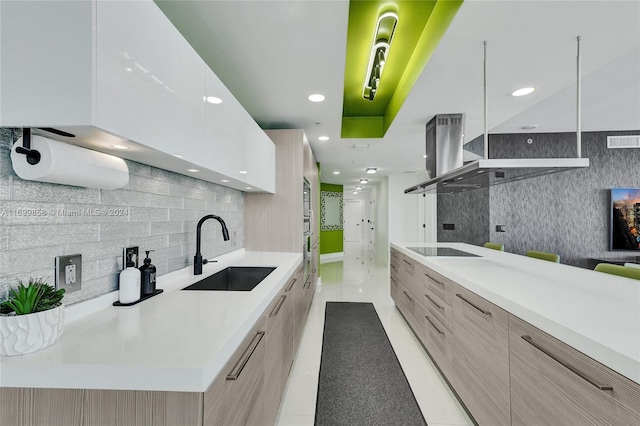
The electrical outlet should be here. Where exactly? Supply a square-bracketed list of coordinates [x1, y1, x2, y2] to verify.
[55, 254, 82, 293]
[65, 264, 76, 285]
[496, 224, 506, 232]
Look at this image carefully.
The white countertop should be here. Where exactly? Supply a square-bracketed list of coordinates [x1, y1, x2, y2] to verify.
[392, 242, 640, 385]
[0, 249, 302, 392]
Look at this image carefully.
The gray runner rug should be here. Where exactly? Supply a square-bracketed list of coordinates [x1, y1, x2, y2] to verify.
[315, 302, 427, 426]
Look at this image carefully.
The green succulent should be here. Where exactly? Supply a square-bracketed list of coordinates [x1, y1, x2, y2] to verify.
[0, 278, 65, 316]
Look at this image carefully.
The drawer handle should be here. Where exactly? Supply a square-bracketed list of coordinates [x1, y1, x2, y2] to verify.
[304, 279, 312, 289]
[402, 259, 414, 267]
[226, 331, 265, 381]
[312, 268, 317, 274]
[269, 295, 287, 318]
[425, 315, 444, 335]
[521, 335, 613, 391]
[456, 293, 492, 317]
[425, 294, 444, 311]
[390, 264, 398, 271]
[426, 274, 445, 287]
[297, 264, 304, 273]
[390, 276, 397, 284]
[402, 290, 413, 302]
[285, 278, 297, 292]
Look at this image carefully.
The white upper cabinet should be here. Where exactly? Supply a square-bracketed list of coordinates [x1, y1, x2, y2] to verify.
[0, 0, 95, 126]
[245, 128, 276, 192]
[0, 0, 274, 193]
[95, 0, 205, 166]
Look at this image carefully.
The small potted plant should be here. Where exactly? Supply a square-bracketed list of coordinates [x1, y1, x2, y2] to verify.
[0, 278, 65, 356]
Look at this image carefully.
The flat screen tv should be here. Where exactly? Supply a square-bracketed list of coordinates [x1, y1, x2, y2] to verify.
[611, 188, 640, 250]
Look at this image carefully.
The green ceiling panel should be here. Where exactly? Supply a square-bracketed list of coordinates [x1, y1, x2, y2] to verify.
[342, 0, 464, 138]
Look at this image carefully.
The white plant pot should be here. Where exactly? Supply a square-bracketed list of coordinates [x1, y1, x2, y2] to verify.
[0, 304, 65, 356]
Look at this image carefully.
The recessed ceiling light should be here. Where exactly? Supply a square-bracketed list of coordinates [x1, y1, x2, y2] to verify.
[125, 67, 133, 73]
[221, 179, 230, 183]
[111, 144, 130, 150]
[173, 154, 183, 158]
[521, 124, 538, 130]
[318, 136, 330, 141]
[352, 191, 359, 194]
[308, 94, 325, 102]
[205, 96, 223, 104]
[356, 186, 362, 190]
[360, 179, 368, 184]
[187, 169, 199, 173]
[512, 87, 536, 97]
[239, 170, 248, 174]
[423, 154, 428, 158]
[245, 187, 252, 190]
[366, 167, 377, 174]
[333, 171, 340, 175]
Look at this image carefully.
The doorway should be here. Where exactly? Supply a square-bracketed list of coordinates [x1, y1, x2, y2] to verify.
[344, 199, 363, 242]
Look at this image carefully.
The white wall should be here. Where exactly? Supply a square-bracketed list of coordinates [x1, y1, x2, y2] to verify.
[373, 178, 389, 264]
[388, 174, 422, 243]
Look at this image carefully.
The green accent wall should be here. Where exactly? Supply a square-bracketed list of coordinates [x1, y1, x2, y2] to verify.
[320, 183, 344, 254]
[342, 0, 464, 138]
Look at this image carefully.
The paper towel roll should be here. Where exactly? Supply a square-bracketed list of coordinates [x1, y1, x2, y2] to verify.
[10, 135, 129, 190]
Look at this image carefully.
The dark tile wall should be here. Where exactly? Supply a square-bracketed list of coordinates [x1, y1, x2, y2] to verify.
[437, 130, 640, 267]
[488, 130, 640, 267]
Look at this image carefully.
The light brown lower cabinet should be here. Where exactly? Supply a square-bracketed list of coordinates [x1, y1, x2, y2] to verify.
[1, 263, 312, 426]
[204, 317, 266, 426]
[509, 315, 640, 426]
[0, 387, 203, 426]
[389, 248, 640, 426]
[451, 283, 511, 426]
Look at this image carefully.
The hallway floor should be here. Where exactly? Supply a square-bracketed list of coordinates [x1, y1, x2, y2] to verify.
[276, 242, 473, 426]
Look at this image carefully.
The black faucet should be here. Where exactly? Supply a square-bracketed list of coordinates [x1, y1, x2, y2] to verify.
[194, 214, 230, 275]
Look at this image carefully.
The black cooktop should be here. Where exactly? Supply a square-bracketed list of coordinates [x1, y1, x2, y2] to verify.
[407, 247, 481, 258]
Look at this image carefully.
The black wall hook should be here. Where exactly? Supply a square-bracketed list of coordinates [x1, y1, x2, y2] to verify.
[14, 128, 41, 165]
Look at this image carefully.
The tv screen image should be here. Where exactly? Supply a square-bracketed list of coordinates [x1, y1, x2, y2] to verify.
[611, 188, 640, 251]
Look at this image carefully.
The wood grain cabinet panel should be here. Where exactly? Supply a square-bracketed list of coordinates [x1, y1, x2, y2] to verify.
[452, 283, 511, 426]
[422, 287, 453, 333]
[0, 388, 203, 426]
[423, 266, 454, 306]
[203, 317, 266, 426]
[420, 303, 454, 380]
[509, 315, 640, 426]
[264, 290, 290, 426]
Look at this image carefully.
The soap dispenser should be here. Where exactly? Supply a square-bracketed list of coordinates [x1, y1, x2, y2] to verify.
[119, 250, 141, 304]
[139, 250, 157, 296]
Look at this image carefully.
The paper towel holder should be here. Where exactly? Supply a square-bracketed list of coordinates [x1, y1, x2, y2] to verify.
[14, 128, 41, 165]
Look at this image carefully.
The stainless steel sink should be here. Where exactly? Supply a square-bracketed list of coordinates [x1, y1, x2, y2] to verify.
[181, 266, 276, 291]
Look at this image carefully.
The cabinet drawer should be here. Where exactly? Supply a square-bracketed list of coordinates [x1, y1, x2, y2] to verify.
[452, 283, 510, 426]
[509, 315, 640, 426]
[423, 266, 454, 306]
[390, 273, 402, 305]
[399, 282, 419, 331]
[204, 317, 266, 426]
[422, 289, 453, 333]
[420, 304, 454, 380]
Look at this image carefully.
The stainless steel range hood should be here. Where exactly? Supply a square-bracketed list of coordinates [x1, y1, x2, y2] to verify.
[406, 38, 590, 195]
[405, 157, 590, 194]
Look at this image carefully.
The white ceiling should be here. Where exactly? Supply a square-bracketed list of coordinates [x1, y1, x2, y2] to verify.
[157, 0, 640, 191]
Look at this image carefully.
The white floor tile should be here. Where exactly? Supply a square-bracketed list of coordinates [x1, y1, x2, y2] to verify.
[277, 242, 472, 426]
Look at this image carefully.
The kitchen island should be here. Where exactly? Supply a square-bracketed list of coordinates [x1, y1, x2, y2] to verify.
[0, 249, 307, 425]
[391, 242, 640, 426]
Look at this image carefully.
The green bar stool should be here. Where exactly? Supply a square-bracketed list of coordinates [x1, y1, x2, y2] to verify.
[526, 250, 560, 263]
[484, 242, 504, 251]
[595, 263, 640, 280]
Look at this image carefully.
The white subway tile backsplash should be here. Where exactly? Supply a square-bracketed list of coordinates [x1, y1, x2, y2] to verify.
[0, 128, 245, 305]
